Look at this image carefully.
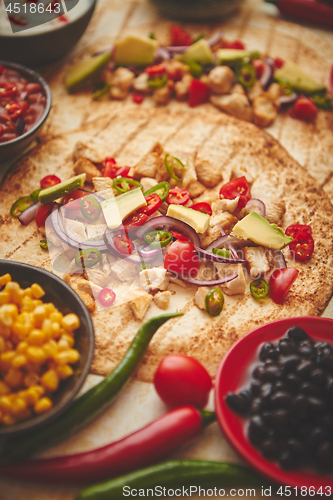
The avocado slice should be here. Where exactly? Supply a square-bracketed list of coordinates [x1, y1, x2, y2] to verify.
[167, 204, 210, 234]
[39, 174, 86, 204]
[114, 35, 158, 67]
[274, 61, 325, 94]
[179, 39, 214, 65]
[231, 212, 293, 250]
[216, 49, 260, 65]
[65, 52, 111, 93]
[101, 188, 147, 229]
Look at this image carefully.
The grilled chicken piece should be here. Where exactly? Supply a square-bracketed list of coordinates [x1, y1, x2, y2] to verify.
[140, 177, 158, 192]
[230, 83, 245, 95]
[175, 74, 193, 101]
[73, 141, 103, 163]
[212, 197, 239, 215]
[86, 269, 110, 288]
[188, 180, 206, 198]
[132, 73, 152, 94]
[195, 159, 221, 188]
[194, 287, 210, 311]
[200, 212, 238, 248]
[154, 291, 172, 310]
[92, 177, 113, 192]
[253, 95, 277, 127]
[133, 152, 162, 179]
[231, 165, 254, 185]
[210, 93, 253, 122]
[63, 274, 96, 312]
[265, 199, 286, 225]
[109, 67, 135, 100]
[129, 292, 153, 320]
[267, 83, 281, 107]
[244, 246, 270, 278]
[182, 154, 197, 189]
[77, 279, 102, 297]
[74, 156, 101, 183]
[152, 81, 174, 106]
[196, 261, 215, 282]
[140, 268, 169, 292]
[220, 264, 246, 296]
[207, 66, 235, 94]
[247, 81, 264, 102]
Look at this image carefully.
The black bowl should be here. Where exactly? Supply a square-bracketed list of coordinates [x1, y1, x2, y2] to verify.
[0, 259, 94, 439]
[0, 0, 97, 66]
[150, 0, 244, 21]
[0, 61, 52, 163]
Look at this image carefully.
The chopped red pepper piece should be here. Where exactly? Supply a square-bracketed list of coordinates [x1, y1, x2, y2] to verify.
[290, 95, 318, 121]
[139, 193, 162, 216]
[274, 58, 285, 69]
[219, 176, 251, 210]
[289, 230, 314, 261]
[114, 233, 135, 255]
[146, 64, 167, 76]
[170, 24, 192, 46]
[188, 79, 210, 107]
[132, 93, 144, 104]
[5, 102, 27, 120]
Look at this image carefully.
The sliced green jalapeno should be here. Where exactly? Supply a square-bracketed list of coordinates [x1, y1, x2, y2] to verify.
[186, 60, 202, 79]
[10, 196, 35, 218]
[75, 248, 102, 268]
[147, 73, 168, 88]
[237, 62, 256, 88]
[205, 288, 224, 317]
[30, 189, 43, 201]
[144, 181, 170, 203]
[212, 248, 231, 258]
[80, 195, 102, 221]
[164, 154, 184, 183]
[113, 177, 143, 194]
[93, 81, 110, 100]
[39, 239, 49, 250]
[144, 230, 172, 248]
[313, 94, 332, 110]
[250, 278, 269, 299]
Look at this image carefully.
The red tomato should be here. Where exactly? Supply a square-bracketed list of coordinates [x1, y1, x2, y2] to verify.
[102, 161, 118, 178]
[63, 189, 88, 210]
[191, 202, 212, 216]
[123, 211, 149, 232]
[114, 233, 134, 255]
[98, 288, 116, 307]
[269, 268, 299, 304]
[274, 58, 284, 69]
[154, 354, 212, 408]
[132, 93, 144, 104]
[170, 24, 192, 46]
[139, 193, 162, 216]
[252, 59, 265, 79]
[291, 95, 318, 121]
[285, 224, 312, 237]
[164, 240, 199, 276]
[219, 176, 251, 210]
[170, 230, 189, 242]
[289, 230, 314, 261]
[35, 202, 53, 227]
[116, 166, 132, 178]
[145, 64, 166, 76]
[222, 40, 245, 50]
[189, 79, 210, 107]
[40, 175, 61, 189]
[166, 188, 190, 206]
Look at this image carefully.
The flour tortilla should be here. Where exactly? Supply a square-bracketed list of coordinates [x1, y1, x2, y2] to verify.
[0, 108, 332, 382]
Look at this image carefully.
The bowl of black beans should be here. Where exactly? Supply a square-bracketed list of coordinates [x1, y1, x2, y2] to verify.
[215, 316, 333, 489]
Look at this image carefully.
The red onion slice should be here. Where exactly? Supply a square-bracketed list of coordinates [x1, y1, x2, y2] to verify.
[245, 199, 266, 217]
[260, 59, 273, 89]
[168, 270, 238, 287]
[155, 47, 170, 61]
[205, 235, 251, 253]
[166, 45, 189, 56]
[18, 201, 41, 226]
[195, 247, 246, 264]
[135, 216, 201, 248]
[279, 91, 298, 105]
[206, 30, 223, 47]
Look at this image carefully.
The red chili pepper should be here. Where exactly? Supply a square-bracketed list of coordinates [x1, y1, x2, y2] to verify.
[221, 40, 245, 50]
[285, 224, 312, 238]
[40, 175, 61, 189]
[265, 0, 333, 29]
[0, 83, 17, 98]
[170, 24, 192, 46]
[274, 57, 284, 69]
[0, 406, 215, 484]
[170, 230, 189, 242]
[105, 157, 116, 165]
[166, 188, 190, 206]
[5, 102, 25, 120]
[289, 230, 314, 261]
[252, 59, 265, 79]
[98, 288, 116, 307]
[132, 93, 144, 104]
[115, 166, 132, 178]
[139, 193, 162, 216]
[191, 202, 212, 216]
[188, 79, 210, 107]
[146, 64, 166, 76]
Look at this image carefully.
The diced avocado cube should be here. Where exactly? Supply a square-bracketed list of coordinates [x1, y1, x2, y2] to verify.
[101, 188, 147, 229]
[231, 212, 293, 250]
[39, 174, 86, 204]
[167, 204, 210, 234]
[65, 52, 111, 93]
[114, 35, 158, 67]
[179, 39, 214, 65]
[274, 61, 325, 94]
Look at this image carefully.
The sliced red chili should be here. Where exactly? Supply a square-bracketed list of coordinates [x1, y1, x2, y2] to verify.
[98, 288, 116, 307]
[5, 102, 27, 120]
[35, 202, 53, 228]
[191, 202, 212, 216]
[114, 233, 135, 255]
[0, 83, 17, 98]
[40, 175, 61, 189]
[166, 188, 190, 206]
[274, 58, 284, 69]
[285, 224, 312, 238]
[115, 166, 132, 178]
[289, 230, 314, 261]
[63, 190, 88, 209]
[139, 193, 162, 216]
[222, 40, 245, 50]
[170, 230, 189, 242]
[219, 176, 251, 210]
[132, 93, 144, 104]
[290, 95, 318, 121]
[146, 64, 167, 76]
[123, 211, 149, 232]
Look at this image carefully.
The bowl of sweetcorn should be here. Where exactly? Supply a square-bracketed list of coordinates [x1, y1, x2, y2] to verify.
[0, 260, 94, 438]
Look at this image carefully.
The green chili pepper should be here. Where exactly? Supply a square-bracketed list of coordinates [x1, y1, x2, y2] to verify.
[250, 278, 269, 299]
[6, 312, 183, 461]
[77, 460, 265, 500]
[149, 31, 155, 39]
[313, 94, 332, 110]
[212, 248, 231, 258]
[39, 239, 48, 250]
[205, 288, 224, 317]
[164, 154, 184, 183]
[144, 230, 172, 248]
[237, 62, 256, 88]
[186, 60, 202, 79]
[81, 195, 102, 221]
[136, 262, 150, 272]
[144, 181, 170, 203]
[75, 248, 102, 269]
[30, 188, 43, 201]
[93, 81, 110, 100]
[10, 196, 35, 218]
[113, 177, 143, 194]
[147, 73, 168, 88]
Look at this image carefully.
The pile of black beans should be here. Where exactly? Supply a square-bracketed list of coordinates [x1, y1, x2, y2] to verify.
[225, 326, 333, 472]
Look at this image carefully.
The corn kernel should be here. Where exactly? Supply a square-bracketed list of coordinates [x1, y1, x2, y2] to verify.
[41, 319, 53, 340]
[27, 329, 45, 346]
[1, 304, 18, 320]
[23, 287, 33, 298]
[41, 369, 59, 392]
[0, 396, 12, 412]
[0, 310, 13, 328]
[43, 340, 58, 358]
[0, 292, 10, 305]
[23, 373, 39, 388]
[33, 305, 47, 327]
[24, 386, 44, 404]
[34, 397, 52, 414]
[51, 322, 61, 339]
[44, 303, 56, 316]
[0, 351, 15, 371]
[61, 314, 80, 331]
[4, 369, 23, 388]
[26, 346, 47, 364]
[5, 282, 24, 304]
[31, 283, 45, 300]
[16, 341, 28, 354]
[0, 337, 5, 353]
[56, 364, 74, 380]
[0, 274, 11, 288]
[0, 381, 10, 395]
[32, 300, 43, 307]
[11, 354, 27, 369]
[50, 311, 63, 323]
[12, 320, 31, 339]
[1, 413, 16, 425]
[11, 397, 27, 415]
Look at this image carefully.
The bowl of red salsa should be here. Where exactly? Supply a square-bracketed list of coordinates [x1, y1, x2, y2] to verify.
[0, 61, 51, 162]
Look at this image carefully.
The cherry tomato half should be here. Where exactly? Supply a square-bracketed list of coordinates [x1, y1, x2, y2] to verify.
[154, 354, 212, 408]
[191, 202, 212, 216]
[219, 176, 251, 210]
[132, 93, 144, 104]
[164, 240, 199, 276]
[114, 233, 134, 255]
[139, 193, 162, 216]
[269, 268, 299, 305]
[123, 211, 149, 232]
[290, 95, 318, 122]
[285, 224, 312, 237]
[170, 24, 192, 47]
[102, 158, 117, 178]
[222, 40, 245, 50]
[166, 188, 190, 206]
[63, 189, 88, 210]
[188, 79, 210, 108]
[145, 63, 167, 76]
[35, 202, 53, 228]
[289, 230, 314, 262]
[252, 59, 265, 79]
[98, 288, 116, 307]
[40, 175, 61, 189]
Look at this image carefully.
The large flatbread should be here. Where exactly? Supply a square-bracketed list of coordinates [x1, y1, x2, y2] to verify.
[1, 108, 332, 382]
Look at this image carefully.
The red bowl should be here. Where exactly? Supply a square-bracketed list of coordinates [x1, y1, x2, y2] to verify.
[215, 316, 333, 489]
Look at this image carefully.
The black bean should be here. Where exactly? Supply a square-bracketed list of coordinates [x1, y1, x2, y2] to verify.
[263, 409, 289, 427]
[260, 439, 281, 460]
[248, 415, 269, 445]
[316, 441, 333, 465]
[286, 438, 305, 455]
[318, 414, 333, 431]
[298, 421, 313, 439]
[260, 383, 274, 401]
[284, 372, 302, 391]
[311, 367, 326, 386]
[289, 394, 308, 419]
[279, 354, 301, 373]
[279, 450, 299, 469]
[250, 380, 261, 397]
[253, 365, 265, 380]
[270, 391, 292, 408]
[287, 326, 309, 343]
[262, 364, 282, 382]
[322, 350, 333, 372]
[296, 360, 315, 378]
[307, 426, 329, 449]
[300, 381, 321, 397]
[298, 343, 315, 359]
[239, 389, 253, 404]
[279, 338, 297, 355]
[225, 393, 251, 415]
[307, 396, 326, 415]
[326, 377, 333, 396]
[259, 343, 279, 361]
[316, 345, 332, 365]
